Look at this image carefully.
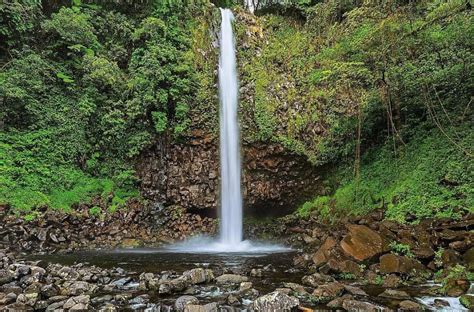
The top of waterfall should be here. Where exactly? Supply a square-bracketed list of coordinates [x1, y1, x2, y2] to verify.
[246, 0, 255, 13]
[219, 7, 234, 19]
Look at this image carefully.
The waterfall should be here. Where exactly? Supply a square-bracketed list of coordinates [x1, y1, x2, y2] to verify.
[218, 8, 243, 246]
[163, 8, 288, 253]
[245, 0, 255, 13]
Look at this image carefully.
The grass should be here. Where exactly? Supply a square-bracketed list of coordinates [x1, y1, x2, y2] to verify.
[297, 123, 473, 223]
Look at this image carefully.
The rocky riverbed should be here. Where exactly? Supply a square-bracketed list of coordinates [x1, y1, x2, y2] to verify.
[1, 204, 473, 311]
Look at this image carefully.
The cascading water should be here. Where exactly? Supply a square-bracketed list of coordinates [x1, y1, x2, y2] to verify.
[218, 8, 243, 246]
[245, 0, 255, 13]
[164, 8, 288, 253]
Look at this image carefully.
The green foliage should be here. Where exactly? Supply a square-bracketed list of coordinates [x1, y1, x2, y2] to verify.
[298, 124, 473, 223]
[438, 264, 474, 294]
[240, 0, 472, 169]
[0, 131, 138, 211]
[297, 195, 330, 218]
[434, 248, 444, 267]
[89, 206, 101, 216]
[0, 0, 42, 53]
[374, 275, 384, 286]
[337, 272, 356, 280]
[0, 1, 208, 212]
[389, 242, 414, 258]
[152, 111, 168, 133]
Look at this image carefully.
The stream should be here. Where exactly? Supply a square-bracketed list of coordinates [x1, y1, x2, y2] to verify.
[27, 249, 471, 311]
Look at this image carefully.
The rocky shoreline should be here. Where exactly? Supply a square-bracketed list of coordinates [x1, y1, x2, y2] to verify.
[0, 203, 216, 254]
[1, 204, 473, 311]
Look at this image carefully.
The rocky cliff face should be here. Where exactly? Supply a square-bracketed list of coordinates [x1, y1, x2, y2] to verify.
[135, 8, 326, 216]
[136, 129, 323, 216]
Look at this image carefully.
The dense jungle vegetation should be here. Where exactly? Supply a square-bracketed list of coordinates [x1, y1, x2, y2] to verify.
[1, 0, 472, 223]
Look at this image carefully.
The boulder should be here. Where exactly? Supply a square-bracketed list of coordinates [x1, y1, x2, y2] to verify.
[227, 294, 240, 305]
[159, 276, 189, 294]
[139, 272, 159, 290]
[0, 270, 14, 285]
[460, 294, 474, 310]
[175, 295, 199, 312]
[340, 225, 388, 261]
[433, 299, 450, 308]
[129, 295, 149, 305]
[239, 282, 253, 293]
[184, 302, 218, 312]
[63, 295, 90, 309]
[412, 246, 435, 260]
[398, 300, 425, 311]
[4, 302, 34, 311]
[34, 300, 48, 310]
[342, 300, 385, 312]
[47, 295, 68, 304]
[444, 279, 470, 297]
[282, 282, 308, 296]
[61, 281, 97, 296]
[250, 268, 263, 277]
[110, 277, 131, 288]
[301, 273, 334, 287]
[463, 247, 474, 270]
[378, 289, 411, 300]
[0, 292, 17, 305]
[326, 258, 362, 276]
[382, 274, 402, 288]
[16, 293, 39, 306]
[216, 274, 248, 284]
[379, 254, 426, 274]
[327, 294, 353, 309]
[312, 282, 344, 301]
[15, 265, 31, 277]
[312, 237, 337, 267]
[183, 268, 214, 284]
[40, 284, 59, 299]
[441, 249, 461, 268]
[69, 303, 89, 311]
[343, 285, 367, 296]
[252, 291, 299, 311]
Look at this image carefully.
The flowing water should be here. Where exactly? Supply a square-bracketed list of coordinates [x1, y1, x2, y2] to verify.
[245, 0, 255, 13]
[218, 8, 243, 247]
[150, 8, 287, 254]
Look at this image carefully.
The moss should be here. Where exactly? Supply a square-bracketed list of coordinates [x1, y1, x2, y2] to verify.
[460, 295, 474, 310]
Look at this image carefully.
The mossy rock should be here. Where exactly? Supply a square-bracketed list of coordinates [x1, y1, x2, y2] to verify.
[460, 294, 474, 310]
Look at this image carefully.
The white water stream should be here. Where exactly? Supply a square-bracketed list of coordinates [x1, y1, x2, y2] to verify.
[218, 8, 243, 246]
[164, 8, 288, 253]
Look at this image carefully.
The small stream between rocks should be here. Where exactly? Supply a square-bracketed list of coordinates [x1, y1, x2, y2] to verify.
[25, 249, 471, 311]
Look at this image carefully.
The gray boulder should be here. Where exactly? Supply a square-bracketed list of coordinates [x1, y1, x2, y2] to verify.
[216, 274, 248, 284]
[252, 291, 299, 311]
[175, 295, 199, 312]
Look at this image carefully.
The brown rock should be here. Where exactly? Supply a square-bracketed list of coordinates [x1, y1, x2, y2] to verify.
[445, 279, 469, 297]
[412, 246, 435, 259]
[379, 254, 426, 275]
[441, 249, 461, 268]
[378, 289, 411, 300]
[344, 285, 367, 296]
[398, 300, 424, 311]
[342, 299, 386, 312]
[301, 273, 334, 287]
[463, 247, 474, 270]
[312, 237, 337, 267]
[327, 294, 353, 309]
[312, 282, 344, 300]
[382, 274, 402, 288]
[340, 225, 388, 261]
